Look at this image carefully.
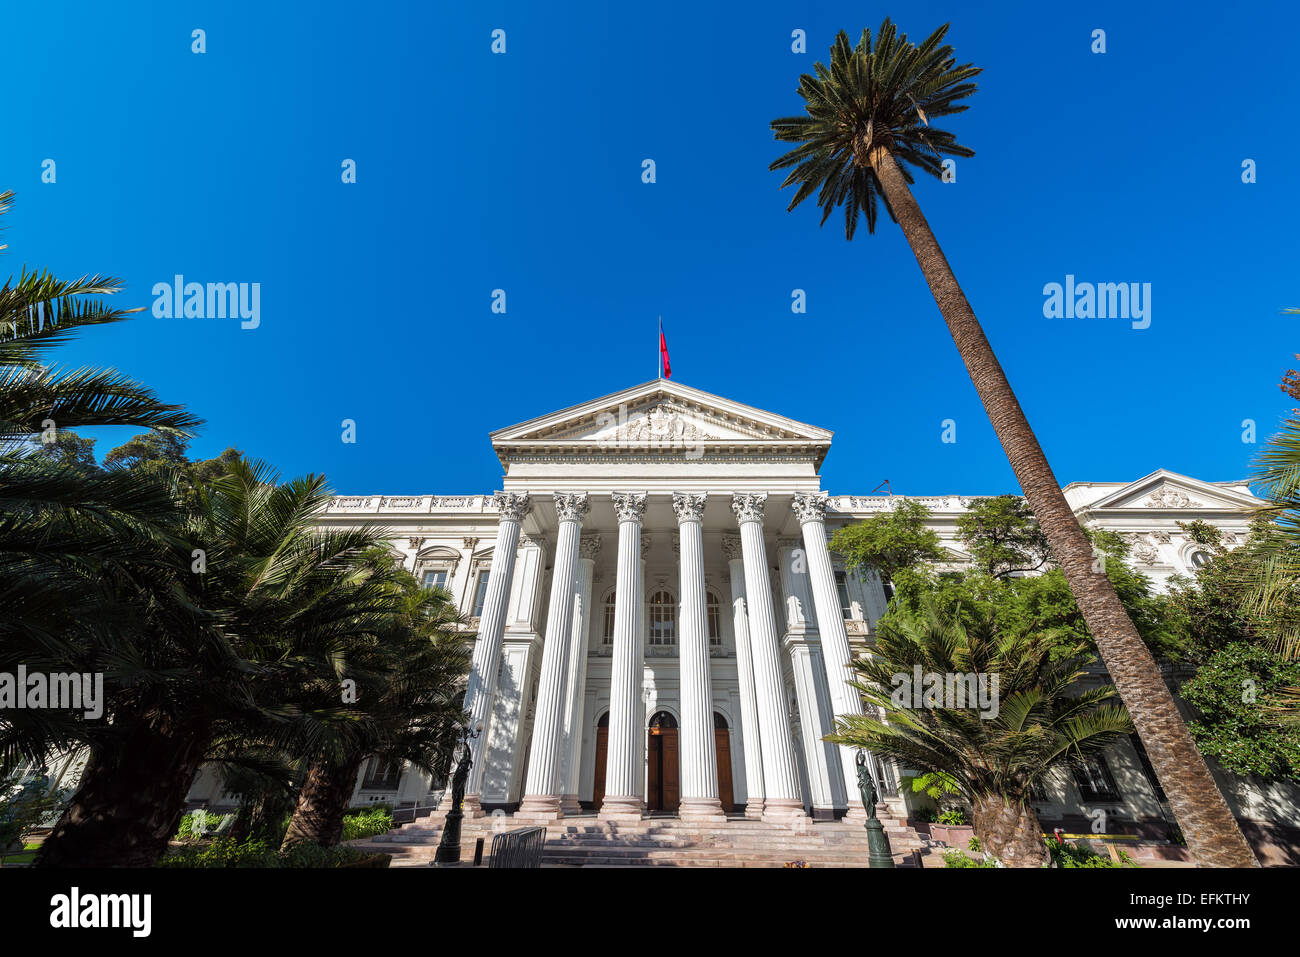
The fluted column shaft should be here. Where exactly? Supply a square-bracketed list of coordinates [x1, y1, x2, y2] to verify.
[674, 493, 726, 820]
[519, 493, 589, 818]
[463, 492, 530, 810]
[601, 492, 647, 819]
[560, 539, 598, 812]
[794, 493, 868, 817]
[731, 493, 805, 820]
[725, 547, 766, 819]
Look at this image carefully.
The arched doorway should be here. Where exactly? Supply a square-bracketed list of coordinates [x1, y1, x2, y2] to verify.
[647, 711, 679, 812]
[589, 709, 736, 814]
[714, 712, 735, 813]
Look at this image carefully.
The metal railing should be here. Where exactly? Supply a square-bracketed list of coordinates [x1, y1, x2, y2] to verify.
[488, 826, 546, 868]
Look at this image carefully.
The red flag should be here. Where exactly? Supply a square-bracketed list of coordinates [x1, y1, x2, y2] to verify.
[659, 327, 671, 379]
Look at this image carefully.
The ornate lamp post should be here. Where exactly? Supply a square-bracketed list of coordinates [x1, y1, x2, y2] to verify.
[434, 726, 480, 865]
[856, 752, 895, 869]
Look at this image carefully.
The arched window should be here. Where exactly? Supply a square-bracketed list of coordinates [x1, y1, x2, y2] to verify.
[648, 710, 677, 730]
[648, 590, 676, 646]
[706, 590, 722, 646]
[602, 590, 617, 644]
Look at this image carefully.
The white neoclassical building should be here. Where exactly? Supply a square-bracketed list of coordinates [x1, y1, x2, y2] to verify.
[202, 378, 1279, 839]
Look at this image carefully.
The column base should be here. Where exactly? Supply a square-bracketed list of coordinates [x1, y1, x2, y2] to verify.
[678, 797, 728, 823]
[761, 798, 808, 825]
[744, 800, 766, 821]
[515, 794, 564, 821]
[559, 794, 583, 815]
[597, 796, 645, 822]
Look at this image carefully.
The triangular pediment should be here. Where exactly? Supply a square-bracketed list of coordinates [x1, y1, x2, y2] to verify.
[490, 380, 833, 445]
[1077, 469, 1265, 512]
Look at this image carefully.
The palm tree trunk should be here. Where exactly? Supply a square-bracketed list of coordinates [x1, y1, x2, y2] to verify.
[972, 794, 1049, 867]
[280, 753, 366, 850]
[36, 718, 210, 867]
[870, 145, 1258, 868]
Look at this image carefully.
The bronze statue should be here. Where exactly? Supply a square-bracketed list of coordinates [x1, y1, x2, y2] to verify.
[449, 740, 471, 812]
[435, 728, 476, 865]
[855, 751, 877, 820]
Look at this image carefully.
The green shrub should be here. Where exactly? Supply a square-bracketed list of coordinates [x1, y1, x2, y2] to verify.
[173, 811, 233, 842]
[158, 838, 388, 868]
[935, 808, 969, 826]
[342, 806, 393, 841]
[942, 849, 997, 868]
[1047, 839, 1136, 868]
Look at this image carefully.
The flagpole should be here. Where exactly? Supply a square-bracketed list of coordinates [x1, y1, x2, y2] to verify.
[657, 316, 662, 380]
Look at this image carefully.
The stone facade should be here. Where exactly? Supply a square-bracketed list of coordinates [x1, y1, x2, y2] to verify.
[166, 380, 1297, 854]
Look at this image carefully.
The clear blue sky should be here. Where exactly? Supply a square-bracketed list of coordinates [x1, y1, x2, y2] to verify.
[6, 1, 1299, 496]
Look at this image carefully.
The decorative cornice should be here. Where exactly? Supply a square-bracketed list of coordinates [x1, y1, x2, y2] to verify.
[612, 491, 648, 524]
[730, 492, 768, 525]
[672, 492, 707, 524]
[553, 492, 591, 523]
[791, 491, 829, 525]
[495, 491, 531, 522]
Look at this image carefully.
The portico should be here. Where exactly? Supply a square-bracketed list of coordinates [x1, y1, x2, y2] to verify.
[457, 380, 880, 823]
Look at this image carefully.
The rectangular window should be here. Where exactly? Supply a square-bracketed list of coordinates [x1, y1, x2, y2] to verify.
[422, 569, 449, 592]
[1071, 754, 1121, 803]
[834, 571, 853, 619]
[603, 599, 616, 645]
[362, 757, 400, 790]
[472, 570, 491, 617]
[707, 596, 722, 646]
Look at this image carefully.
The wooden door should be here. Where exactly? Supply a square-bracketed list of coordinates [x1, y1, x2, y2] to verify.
[646, 732, 661, 810]
[592, 725, 608, 811]
[715, 728, 734, 813]
[661, 730, 679, 812]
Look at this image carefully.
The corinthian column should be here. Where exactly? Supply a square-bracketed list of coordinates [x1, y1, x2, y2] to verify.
[792, 492, 868, 819]
[560, 534, 600, 813]
[673, 493, 727, 822]
[600, 492, 647, 821]
[462, 491, 531, 816]
[723, 536, 766, 819]
[730, 493, 806, 822]
[518, 492, 590, 819]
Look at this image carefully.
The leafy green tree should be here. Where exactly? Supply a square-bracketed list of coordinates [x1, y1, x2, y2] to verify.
[1179, 643, 1300, 780]
[769, 20, 1257, 866]
[829, 498, 944, 587]
[32, 430, 98, 470]
[956, 495, 1049, 579]
[828, 600, 1132, 866]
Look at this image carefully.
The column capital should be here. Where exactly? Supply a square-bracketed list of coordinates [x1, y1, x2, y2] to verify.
[553, 492, 590, 523]
[494, 491, 532, 522]
[791, 492, 829, 525]
[672, 492, 708, 524]
[578, 533, 603, 561]
[721, 535, 743, 561]
[612, 491, 647, 523]
[730, 492, 768, 525]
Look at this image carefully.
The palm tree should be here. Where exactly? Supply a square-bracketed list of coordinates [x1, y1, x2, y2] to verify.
[770, 20, 1258, 867]
[0, 188, 200, 783]
[34, 461, 392, 866]
[829, 601, 1132, 866]
[281, 558, 469, 849]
